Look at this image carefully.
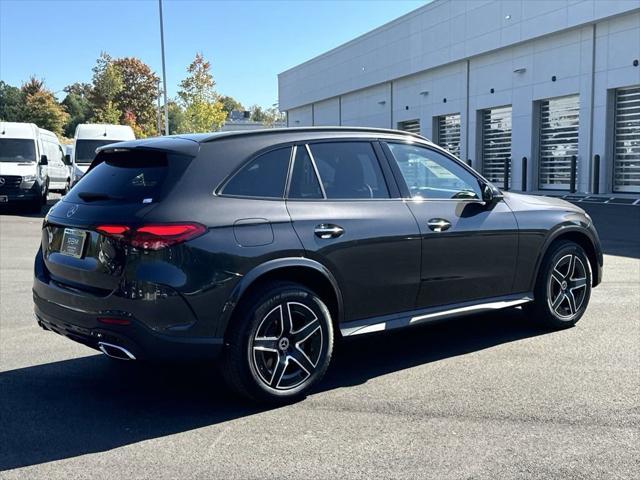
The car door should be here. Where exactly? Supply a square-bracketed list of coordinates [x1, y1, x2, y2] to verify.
[286, 140, 421, 323]
[382, 141, 519, 308]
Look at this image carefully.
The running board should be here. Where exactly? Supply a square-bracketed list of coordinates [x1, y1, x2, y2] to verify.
[340, 294, 533, 337]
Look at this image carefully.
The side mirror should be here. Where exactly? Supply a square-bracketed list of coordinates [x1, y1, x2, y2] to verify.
[64, 154, 72, 166]
[481, 181, 503, 204]
[39, 155, 48, 166]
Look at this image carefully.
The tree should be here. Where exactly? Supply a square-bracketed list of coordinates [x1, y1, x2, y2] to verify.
[112, 57, 160, 137]
[249, 104, 284, 126]
[177, 53, 226, 132]
[62, 82, 92, 137]
[219, 95, 244, 115]
[167, 101, 187, 134]
[89, 53, 124, 125]
[0, 81, 23, 121]
[20, 77, 69, 135]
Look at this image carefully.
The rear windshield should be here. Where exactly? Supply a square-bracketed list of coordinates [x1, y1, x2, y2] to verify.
[0, 139, 36, 162]
[66, 150, 191, 204]
[75, 139, 123, 165]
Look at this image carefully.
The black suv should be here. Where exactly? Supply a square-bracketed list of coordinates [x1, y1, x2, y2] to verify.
[34, 127, 603, 402]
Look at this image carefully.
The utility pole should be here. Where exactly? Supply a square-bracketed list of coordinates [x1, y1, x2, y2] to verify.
[156, 79, 162, 135]
[158, 0, 169, 135]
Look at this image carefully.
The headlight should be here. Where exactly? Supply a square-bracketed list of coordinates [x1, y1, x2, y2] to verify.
[20, 175, 37, 188]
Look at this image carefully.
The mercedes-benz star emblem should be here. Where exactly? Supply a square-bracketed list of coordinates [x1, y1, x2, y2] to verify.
[0, 177, 5, 186]
[66, 205, 79, 218]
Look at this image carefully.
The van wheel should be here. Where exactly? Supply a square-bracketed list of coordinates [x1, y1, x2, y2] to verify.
[525, 240, 592, 329]
[222, 281, 334, 403]
[63, 179, 71, 195]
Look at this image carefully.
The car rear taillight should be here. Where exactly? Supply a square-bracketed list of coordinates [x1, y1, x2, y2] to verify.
[96, 223, 206, 250]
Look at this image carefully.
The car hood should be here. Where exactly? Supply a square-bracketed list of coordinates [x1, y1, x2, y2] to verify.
[0, 162, 38, 177]
[502, 191, 585, 214]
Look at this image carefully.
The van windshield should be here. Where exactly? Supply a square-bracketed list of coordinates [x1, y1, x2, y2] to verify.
[0, 139, 37, 162]
[75, 139, 123, 165]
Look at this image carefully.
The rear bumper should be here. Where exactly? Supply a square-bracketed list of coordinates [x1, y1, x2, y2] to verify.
[33, 249, 224, 361]
[33, 290, 224, 361]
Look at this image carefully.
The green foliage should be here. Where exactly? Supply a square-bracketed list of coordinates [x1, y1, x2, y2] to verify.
[89, 53, 123, 120]
[167, 101, 188, 134]
[0, 81, 23, 121]
[220, 95, 244, 115]
[62, 84, 92, 137]
[250, 104, 284, 126]
[20, 79, 69, 135]
[177, 53, 226, 132]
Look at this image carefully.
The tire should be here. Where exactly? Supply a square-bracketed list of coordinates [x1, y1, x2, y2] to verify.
[526, 240, 592, 329]
[63, 179, 71, 195]
[221, 281, 334, 403]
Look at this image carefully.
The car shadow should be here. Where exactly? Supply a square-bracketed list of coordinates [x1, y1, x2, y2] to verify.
[0, 197, 58, 219]
[0, 308, 549, 472]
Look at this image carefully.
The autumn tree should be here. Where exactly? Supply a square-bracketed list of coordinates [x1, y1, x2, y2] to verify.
[177, 53, 226, 133]
[20, 77, 69, 135]
[112, 57, 160, 137]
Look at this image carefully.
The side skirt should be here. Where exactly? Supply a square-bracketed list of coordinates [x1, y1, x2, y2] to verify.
[340, 293, 533, 337]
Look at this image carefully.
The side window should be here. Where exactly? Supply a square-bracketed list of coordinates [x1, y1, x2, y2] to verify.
[288, 146, 323, 199]
[386, 143, 481, 200]
[222, 147, 291, 198]
[309, 142, 389, 199]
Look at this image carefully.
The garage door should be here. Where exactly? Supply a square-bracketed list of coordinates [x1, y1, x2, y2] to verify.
[538, 95, 580, 190]
[481, 106, 512, 185]
[397, 119, 420, 134]
[613, 86, 640, 193]
[437, 113, 461, 158]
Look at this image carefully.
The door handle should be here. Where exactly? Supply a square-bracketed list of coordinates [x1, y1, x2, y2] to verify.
[427, 218, 451, 233]
[314, 224, 344, 239]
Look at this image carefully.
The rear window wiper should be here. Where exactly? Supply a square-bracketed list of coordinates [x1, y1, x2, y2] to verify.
[77, 191, 125, 202]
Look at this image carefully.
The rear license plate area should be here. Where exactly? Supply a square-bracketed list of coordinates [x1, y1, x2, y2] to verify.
[60, 228, 87, 258]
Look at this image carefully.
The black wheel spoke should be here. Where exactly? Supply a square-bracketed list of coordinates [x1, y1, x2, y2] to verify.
[289, 348, 316, 375]
[269, 355, 288, 388]
[292, 318, 320, 344]
[551, 292, 565, 311]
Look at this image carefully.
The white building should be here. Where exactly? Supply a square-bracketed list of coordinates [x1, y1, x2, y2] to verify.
[278, 0, 640, 196]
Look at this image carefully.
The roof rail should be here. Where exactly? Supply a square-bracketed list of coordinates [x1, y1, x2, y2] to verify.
[199, 126, 428, 143]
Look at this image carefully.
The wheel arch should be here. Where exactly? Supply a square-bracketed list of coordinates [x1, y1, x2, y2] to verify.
[533, 226, 601, 289]
[218, 258, 344, 339]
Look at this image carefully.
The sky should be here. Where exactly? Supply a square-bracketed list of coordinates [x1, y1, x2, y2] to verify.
[0, 0, 427, 109]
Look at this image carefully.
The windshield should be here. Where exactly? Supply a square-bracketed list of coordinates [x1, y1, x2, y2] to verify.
[74, 139, 123, 165]
[0, 139, 37, 163]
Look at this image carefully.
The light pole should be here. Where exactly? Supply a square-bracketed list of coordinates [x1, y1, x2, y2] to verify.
[158, 0, 169, 135]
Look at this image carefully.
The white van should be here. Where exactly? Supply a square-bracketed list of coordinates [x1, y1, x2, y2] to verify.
[72, 124, 135, 181]
[0, 122, 71, 210]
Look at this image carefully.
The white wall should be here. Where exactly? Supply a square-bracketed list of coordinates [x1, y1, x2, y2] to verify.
[280, 2, 640, 194]
[279, 0, 639, 111]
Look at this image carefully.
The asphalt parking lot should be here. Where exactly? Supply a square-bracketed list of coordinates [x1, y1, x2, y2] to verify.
[0, 198, 638, 479]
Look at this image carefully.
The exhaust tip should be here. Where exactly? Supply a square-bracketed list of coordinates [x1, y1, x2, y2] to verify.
[98, 342, 136, 361]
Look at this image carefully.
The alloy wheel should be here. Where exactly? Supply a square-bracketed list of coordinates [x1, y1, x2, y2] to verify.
[547, 253, 588, 320]
[251, 301, 323, 391]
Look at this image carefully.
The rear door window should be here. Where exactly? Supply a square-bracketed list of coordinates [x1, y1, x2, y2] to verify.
[309, 142, 389, 199]
[66, 150, 189, 204]
[222, 147, 291, 198]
